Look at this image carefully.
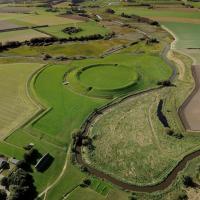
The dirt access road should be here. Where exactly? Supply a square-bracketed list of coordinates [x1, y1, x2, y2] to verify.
[179, 65, 200, 131]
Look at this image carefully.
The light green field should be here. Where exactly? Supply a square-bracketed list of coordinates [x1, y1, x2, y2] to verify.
[83, 52, 199, 186]
[0, 63, 43, 139]
[162, 22, 200, 49]
[0, 29, 49, 44]
[67, 187, 105, 200]
[31, 64, 107, 141]
[79, 64, 138, 90]
[113, 6, 200, 20]
[37, 21, 110, 38]
[66, 52, 172, 98]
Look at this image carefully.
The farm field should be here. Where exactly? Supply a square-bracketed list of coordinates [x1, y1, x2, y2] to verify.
[2, 39, 129, 57]
[0, 63, 43, 139]
[0, 29, 49, 44]
[37, 21, 110, 38]
[0, 1, 200, 200]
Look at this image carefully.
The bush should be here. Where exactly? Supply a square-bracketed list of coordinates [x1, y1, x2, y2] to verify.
[183, 176, 196, 188]
[0, 189, 7, 200]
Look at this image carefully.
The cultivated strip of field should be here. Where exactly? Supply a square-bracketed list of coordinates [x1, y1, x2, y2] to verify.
[0, 63, 43, 139]
[0, 29, 50, 44]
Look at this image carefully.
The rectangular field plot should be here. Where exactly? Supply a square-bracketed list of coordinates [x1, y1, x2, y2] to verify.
[0, 20, 24, 31]
[37, 21, 110, 38]
[162, 22, 200, 49]
[0, 6, 32, 13]
[18, 14, 80, 26]
[0, 29, 49, 44]
[0, 63, 43, 139]
[0, 13, 80, 26]
[67, 187, 105, 200]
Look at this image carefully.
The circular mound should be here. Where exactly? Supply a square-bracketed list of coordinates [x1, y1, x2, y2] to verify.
[78, 64, 138, 90]
[66, 64, 139, 99]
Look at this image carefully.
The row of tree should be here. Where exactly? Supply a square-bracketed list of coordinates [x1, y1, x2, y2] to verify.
[0, 32, 115, 52]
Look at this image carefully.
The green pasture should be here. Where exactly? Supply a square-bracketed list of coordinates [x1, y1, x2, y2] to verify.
[37, 21, 110, 38]
[67, 187, 105, 200]
[66, 52, 172, 98]
[3, 39, 128, 57]
[162, 22, 200, 49]
[79, 64, 138, 90]
[0, 63, 42, 139]
[113, 6, 200, 19]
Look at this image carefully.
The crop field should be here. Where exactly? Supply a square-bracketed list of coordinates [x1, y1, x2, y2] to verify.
[31, 64, 107, 141]
[0, 29, 50, 44]
[37, 21, 110, 38]
[0, 1, 200, 200]
[0, 12, 80, 26]
[162, 22, 200, 49]
[0, 63, 43, 139]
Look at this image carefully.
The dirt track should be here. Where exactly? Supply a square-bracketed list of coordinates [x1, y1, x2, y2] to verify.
[179, 65, 200, 131]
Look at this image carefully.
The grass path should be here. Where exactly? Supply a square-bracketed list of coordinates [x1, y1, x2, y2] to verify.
[38, 145, 71, 199]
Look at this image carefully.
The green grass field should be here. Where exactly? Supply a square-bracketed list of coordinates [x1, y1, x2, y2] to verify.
[37, 21, 110, 38]
[3, 39, 129, 57]
[66, 51, 172, 98]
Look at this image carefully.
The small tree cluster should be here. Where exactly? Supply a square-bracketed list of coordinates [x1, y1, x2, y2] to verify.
[165, 128, 183, 139]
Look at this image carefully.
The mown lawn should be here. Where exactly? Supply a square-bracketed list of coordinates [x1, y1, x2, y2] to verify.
[32, 64, 108, 140]
[66, 51, 172, 98]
